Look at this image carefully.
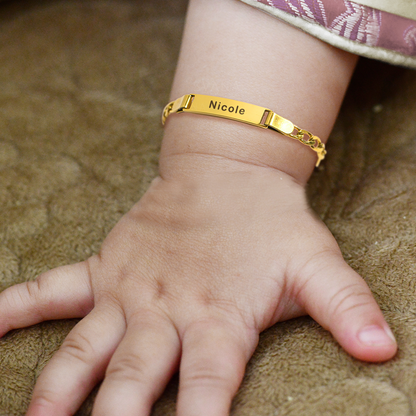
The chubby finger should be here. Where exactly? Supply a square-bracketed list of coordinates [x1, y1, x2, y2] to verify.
[92, 310, 181, 416]
[298, 254, 397, 362]
[0, 262, 93, 337]
[26, 305, 126, 416]
[177, 319, 258, 416]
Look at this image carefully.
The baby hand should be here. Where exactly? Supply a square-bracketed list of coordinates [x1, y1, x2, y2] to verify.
[0, 166, 396, 416]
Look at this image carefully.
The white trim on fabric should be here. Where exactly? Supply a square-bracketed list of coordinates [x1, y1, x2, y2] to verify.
[239, 0, 416, 69]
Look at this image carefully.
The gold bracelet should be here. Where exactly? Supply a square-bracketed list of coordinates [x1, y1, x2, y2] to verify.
[162, 94, 326, 167]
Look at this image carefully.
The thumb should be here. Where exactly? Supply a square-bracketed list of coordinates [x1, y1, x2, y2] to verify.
[297, 253, 397, 362]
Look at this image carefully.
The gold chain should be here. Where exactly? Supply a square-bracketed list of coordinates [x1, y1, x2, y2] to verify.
[288, 127, 326, 166]
[162, 94, 326, 167]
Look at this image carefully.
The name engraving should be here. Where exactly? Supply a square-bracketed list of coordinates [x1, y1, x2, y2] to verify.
[209, 100, 245, 115]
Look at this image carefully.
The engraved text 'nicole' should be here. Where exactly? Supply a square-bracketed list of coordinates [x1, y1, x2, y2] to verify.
[209, 100, 245, 115]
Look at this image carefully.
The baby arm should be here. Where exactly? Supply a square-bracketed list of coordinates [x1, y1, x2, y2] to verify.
[0, 1, 397, 416]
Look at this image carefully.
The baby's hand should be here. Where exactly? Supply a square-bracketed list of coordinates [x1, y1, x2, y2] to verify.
[0, 165, 396, 416]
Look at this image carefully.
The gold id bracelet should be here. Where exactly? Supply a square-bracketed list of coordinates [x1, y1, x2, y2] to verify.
[162, 94, 326, 167]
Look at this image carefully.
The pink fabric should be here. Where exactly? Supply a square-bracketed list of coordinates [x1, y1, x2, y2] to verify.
[256, 0, 416, 57]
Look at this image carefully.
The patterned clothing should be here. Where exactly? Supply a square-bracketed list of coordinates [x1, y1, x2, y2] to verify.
[239, 0, 416, 68]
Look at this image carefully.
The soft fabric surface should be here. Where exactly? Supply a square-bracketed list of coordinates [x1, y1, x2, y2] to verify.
[0, 1, 416, 415]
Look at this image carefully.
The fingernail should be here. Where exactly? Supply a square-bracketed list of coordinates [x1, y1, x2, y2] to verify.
[358, 325, 396, 346]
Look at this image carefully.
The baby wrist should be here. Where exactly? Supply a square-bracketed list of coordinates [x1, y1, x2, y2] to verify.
[162, 94, 326, 168]
[159, 103, 322, 185]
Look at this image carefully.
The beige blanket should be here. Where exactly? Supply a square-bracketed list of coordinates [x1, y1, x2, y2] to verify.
[0, 1, 416, 415]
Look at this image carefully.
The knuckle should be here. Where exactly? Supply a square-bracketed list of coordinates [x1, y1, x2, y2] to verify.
[58, 332, 96, 365]
[296, 247, 342, 277]
[293, 249, 342, 295]
[94, 287, 120, 307]
[25, 271, 57, 304]
[189, 296, 254, 335]
[106, 353, 148, 384]
[181, 366, 232, 392]
[0, 285, 21, 310]
[1, 279, 44, 316]
[329, 283, 375, 321]
[30, 388, 56, 410]
[25, 276, 44, 300]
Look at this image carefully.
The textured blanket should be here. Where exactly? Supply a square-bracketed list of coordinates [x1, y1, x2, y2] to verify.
[0, 1, 416, 415]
